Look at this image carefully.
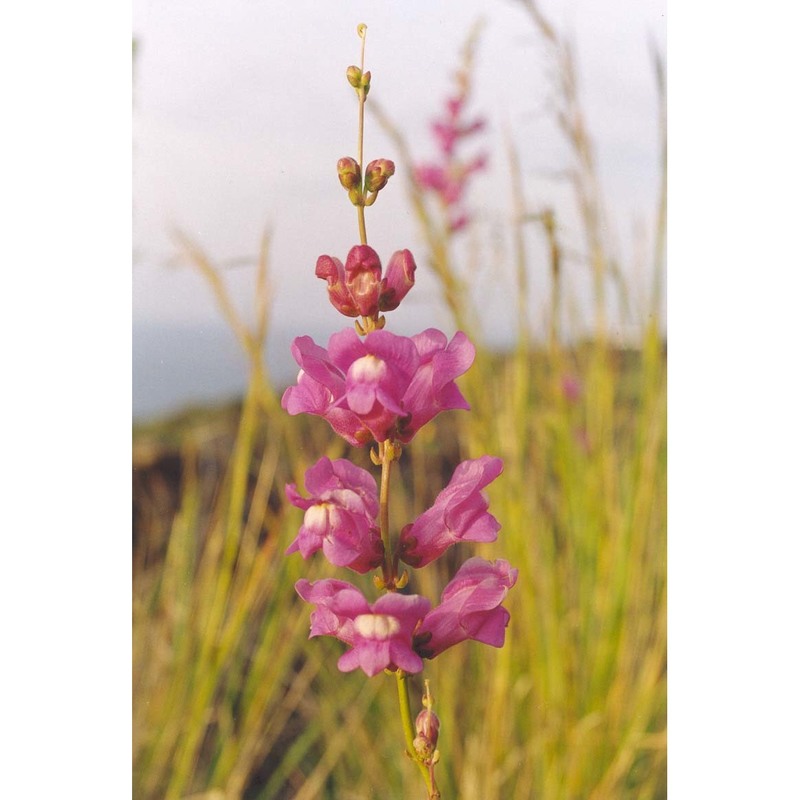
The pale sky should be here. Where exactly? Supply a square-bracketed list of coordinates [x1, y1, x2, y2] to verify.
[132, 0, 666, 413]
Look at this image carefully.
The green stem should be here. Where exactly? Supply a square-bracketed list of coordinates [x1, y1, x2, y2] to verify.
[357, 204, 368, 245]
[358, 90, 365, 174]
[356, 25, 368, 245]
[356, 92, 367, 244]
[396, 670, 436, 798]
[379, 442, 394, 584]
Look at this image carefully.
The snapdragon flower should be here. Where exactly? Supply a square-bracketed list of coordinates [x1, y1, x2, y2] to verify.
[296, 578, 431, 676]
[285, 457, 383, 573]
[413, 557, 517, 659]
[397, 329, 475, 442]
[398, 456, 503, 567]
[281, 327, 474, 445]
[285, 32, 515, 799]
[316, 244, 416, 319]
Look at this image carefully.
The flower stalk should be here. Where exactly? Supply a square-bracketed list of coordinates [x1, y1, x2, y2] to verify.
[282, 24, 516, 799]
[356, 24, 368, 244]
[379, 440, 396, 587]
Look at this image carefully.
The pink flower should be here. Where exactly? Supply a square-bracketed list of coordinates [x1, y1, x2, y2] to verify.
[295, 578, 366, 644]
[432, 121, 458, 157]
[561, 374, 582, 403]
[331, 328, 419, 441]
[466, 152, 488, 174]
[296, 579, 431, 676]
[413, 164, 448, 194]
[459, 118, 486, 138]
[448, 212, 470, 233]
[281, 335, 371, 445]
[285, 457, 383, 573]
[413, 164, 464, 206]
[281, 328, 474, 445]
[445, 95, 463, 119]
[397, 329, 475, 443]
[344, 245, 382, 316]
[398, 456, 503, 568]
[413, 558, 517, 659]
[379, 250, 416, 311]
[315, 254, 359, 317]
[315, 245, 416, 318]
[413, 80, 488, 234]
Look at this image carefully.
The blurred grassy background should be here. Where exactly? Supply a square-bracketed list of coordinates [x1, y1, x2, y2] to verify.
[133, 5, 666, 797]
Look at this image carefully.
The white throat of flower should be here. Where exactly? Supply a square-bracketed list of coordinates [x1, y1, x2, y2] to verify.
[350, 354, 387, 382]
[354, 613, 400, 640]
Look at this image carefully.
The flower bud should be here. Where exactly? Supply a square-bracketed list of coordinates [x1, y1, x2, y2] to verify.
[346, 65, 362, 89]
[337, 157, 362, 191]
[315, 254, 359, 317]
[344, 244, 382, 317]
[413, 707, 440, 759]
[361, 70, 371, 96]
[379, 249, 416, 311]
[364, 159, 395, 193]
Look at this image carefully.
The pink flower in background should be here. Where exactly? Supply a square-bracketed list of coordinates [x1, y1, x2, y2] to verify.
[431, 120, 458, 157]
[315, 244, 417, 319]
[447, 212, 470, 233]
[414, 86, 488, 233]
[281, 328, 475, 445]
[413, 165, 448, 195]
[296, 579, 431, 676]
[285, 457, 383, 573]
[431, 97, 486, 156]
[561, 374, 582, 403]
[398, 456, 503, 567]
[413, 557, 517, 659]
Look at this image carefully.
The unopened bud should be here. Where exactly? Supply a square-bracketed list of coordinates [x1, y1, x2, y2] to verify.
[337, 157, 362, 191]
[346, 65, 362, 88]
[414, 707, 440, 759]
[379, 249, 416, 311]
[344, 244, 382, 317]
[315, 254, 359, 318]
[364, 159, 395, 193]
[361, 70, 371, 96]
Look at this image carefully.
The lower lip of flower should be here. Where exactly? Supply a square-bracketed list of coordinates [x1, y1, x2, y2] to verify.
[353, 613, 401, 639]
